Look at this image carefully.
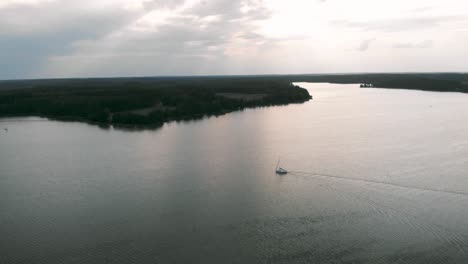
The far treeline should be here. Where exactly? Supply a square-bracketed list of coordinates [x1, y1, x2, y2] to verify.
[277, 73, 468, 92]
[0, 73, 466, 127]
[0, 77, 312, 127]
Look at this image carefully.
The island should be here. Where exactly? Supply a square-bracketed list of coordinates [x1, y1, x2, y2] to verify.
[0, 77, 312, 128]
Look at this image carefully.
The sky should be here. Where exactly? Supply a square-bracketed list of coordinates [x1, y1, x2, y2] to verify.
[1, 0, 468, 79]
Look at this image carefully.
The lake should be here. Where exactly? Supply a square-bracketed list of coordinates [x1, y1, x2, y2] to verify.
[2, 83, 468, 263]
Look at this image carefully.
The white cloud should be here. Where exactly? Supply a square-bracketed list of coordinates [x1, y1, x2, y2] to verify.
[393, 40, 434, 49]
[0, 0, 54, 8]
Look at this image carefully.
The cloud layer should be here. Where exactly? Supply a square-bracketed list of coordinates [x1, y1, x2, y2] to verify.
[1, 0, 468, 79]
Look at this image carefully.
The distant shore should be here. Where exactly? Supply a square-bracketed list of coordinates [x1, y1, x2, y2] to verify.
[2, 73, 467, 128]
[281, 73, 468, 93]
[2, 73, 466, 93]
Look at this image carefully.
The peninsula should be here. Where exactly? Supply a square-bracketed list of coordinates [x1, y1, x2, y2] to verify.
[0, 77, 312, 127]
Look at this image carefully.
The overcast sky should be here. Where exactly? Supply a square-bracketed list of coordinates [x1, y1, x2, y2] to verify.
[1, 0, 468, 79]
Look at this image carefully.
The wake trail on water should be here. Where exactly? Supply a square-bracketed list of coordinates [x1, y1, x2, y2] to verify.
[288, 170, 468, 254]
[288, 171, 468, 198]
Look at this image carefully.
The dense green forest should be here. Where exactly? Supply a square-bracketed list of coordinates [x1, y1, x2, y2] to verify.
[0, 77, 312, 127]
[1, 73, 466, 127]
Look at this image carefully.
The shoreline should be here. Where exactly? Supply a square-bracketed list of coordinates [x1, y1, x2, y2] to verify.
[0, 78, 312, 129]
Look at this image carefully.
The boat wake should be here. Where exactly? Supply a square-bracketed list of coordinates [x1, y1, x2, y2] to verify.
[288, 170, 468, 198]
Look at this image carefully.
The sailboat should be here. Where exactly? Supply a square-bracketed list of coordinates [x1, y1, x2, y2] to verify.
[275, 158, 288, 175]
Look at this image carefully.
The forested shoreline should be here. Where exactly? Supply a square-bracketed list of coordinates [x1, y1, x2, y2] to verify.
[1, 73, 467, 128]
[0, 77, 312, 127]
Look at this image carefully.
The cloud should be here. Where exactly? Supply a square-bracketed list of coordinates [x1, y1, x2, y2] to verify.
[1, 0, 468, 79]
[0, 0, 147, 78]
[0, 0, 53, 9]
[34, 0, 275, 78]
[331, 15, 466, 32]
[356, 38, 375, 52]
[393, 40, 433, 49]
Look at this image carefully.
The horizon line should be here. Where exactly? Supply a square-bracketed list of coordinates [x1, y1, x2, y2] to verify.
[1, 71, 467, 82]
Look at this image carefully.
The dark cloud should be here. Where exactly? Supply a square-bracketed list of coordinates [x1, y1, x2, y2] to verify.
[0, 1, 145, 79]
[0, 0, 275, 79]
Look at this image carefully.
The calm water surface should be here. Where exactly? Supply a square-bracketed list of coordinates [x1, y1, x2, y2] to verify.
[2, 83, 468, 263]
